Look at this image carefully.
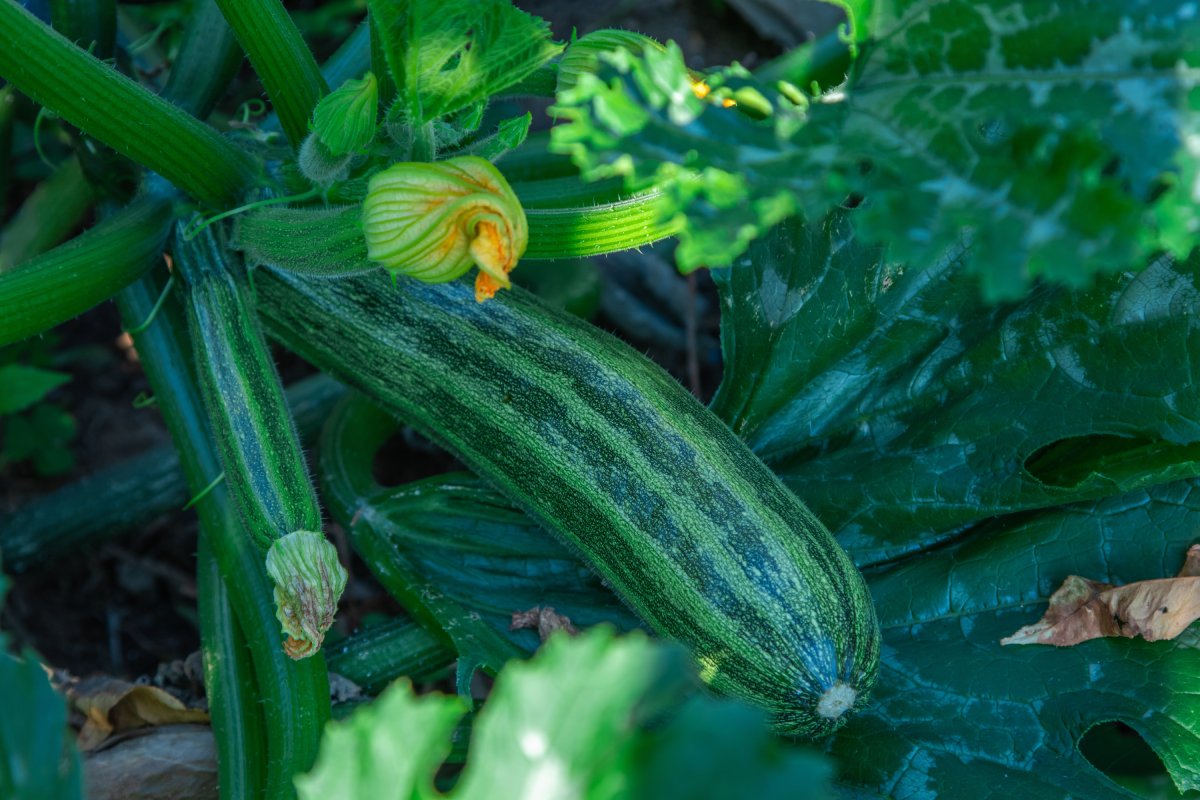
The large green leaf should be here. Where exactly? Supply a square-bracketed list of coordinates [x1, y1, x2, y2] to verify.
[368, 0, 561, 126]
[833, 0, 1200, 296]
[828, 479, 1200, 798]
[711, 214, 1200, 565]
[552, 1, 1200, 297]
[297, 628, 833, 800]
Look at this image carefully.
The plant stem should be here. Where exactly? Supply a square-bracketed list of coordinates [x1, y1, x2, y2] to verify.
[117, 269, 329, 799]
[214, 0, 328, 149]
[0, 0, 258, 207]
[162, 0, 243, 119]
[0, 193, 172, 346]
[198, 532, 267, 800]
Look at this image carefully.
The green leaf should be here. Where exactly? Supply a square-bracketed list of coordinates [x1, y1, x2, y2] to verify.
[452, 629, 693, 799]
[553, 4, 1200, 297]
[0, 571, 84, 800]
[827, 0, 1200, 297]
[0, 364, 70, 415]
[317, 459, 1200, 797]
[297, 628, 834, 800]
[454, 112, 533, 161]
[368, 0, 562, 125]
[1, 414, 37, 463]
[706, 208, 1200, 796]
[631, 698, 835, 799]
[828, 478, 1200, 798]
[711, 214, 1200, 565]
[311, 72, 379, 156]
[294, 677, 465, 799]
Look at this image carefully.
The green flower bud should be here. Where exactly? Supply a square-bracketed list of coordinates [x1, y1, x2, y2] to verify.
[265, 530, 348, 659]
[298, 134, 353, 187]
[361, 156, 529, 302]
[311, 72, 379, 156]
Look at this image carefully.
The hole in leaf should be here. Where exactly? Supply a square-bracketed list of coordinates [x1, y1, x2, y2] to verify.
[1023, 434, 1200, 489]
[1078, 721, 1179, 793]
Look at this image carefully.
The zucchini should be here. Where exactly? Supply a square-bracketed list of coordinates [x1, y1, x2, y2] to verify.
[257, 267, 880, 738]
[176, 226, 347, 658]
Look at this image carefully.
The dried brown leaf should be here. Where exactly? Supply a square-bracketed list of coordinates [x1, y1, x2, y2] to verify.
[70, 676, 209, 751]
[1001, 546, 1200, 647]
[510, 606, 578, 642]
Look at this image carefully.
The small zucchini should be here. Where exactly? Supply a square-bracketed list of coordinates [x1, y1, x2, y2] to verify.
[175, 225, 346, 658]
[257, 267, 880, 737]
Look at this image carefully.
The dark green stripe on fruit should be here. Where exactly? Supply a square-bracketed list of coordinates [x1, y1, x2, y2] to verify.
[257, 268, 880, 738]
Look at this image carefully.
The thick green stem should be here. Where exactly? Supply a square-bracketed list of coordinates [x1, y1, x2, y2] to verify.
[117, 270, 329, 800]
[0, 0, 257, 206]
[0, 374, 345, 573]
[0, 156, 94, 270]
[198, 533, 267, 800]
[214, 0, 328, 148]
[0, 193, 172, 346]
[325, 617, 454, 695]
[162, 0, 243, 119]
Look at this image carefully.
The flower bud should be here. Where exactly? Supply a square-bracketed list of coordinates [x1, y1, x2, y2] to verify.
[298, 134, 353, 186]
[311, 72, 379, 156]
[264, 530, 348, 658]
[361, 156, 528, 302]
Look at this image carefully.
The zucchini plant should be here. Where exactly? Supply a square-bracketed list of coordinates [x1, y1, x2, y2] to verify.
[0, 0, 1198, 797]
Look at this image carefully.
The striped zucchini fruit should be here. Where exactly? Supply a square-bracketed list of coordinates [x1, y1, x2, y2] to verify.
[257, 267, 880, 738]
[176, 227, 347, 658]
